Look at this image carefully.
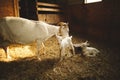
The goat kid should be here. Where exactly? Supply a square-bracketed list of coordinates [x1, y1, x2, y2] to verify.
[80, 41, 100, 57]
[56, 35, 75, 61]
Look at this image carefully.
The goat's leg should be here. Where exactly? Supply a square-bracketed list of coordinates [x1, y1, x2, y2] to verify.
[3, 46, 7, 56]
[36, 40, 42, 60]
[3, 46, 11, 60]
[60, 48, 65, 61]
[41, 42, 46, 54]
[70, 44, 75, 55]
[3, 46, 8, 58]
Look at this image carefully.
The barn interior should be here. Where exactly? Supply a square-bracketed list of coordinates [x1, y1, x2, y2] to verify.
[0, 0, 120, 80]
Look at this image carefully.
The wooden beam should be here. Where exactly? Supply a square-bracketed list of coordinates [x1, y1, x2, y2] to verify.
[13, 0, 19, 17]
[37, 2, 60, 7]
[37, 7, 61, 12]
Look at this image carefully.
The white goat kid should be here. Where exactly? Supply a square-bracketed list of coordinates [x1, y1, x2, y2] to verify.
[56, 35, 75, 61]
[80, 41, 100, 57]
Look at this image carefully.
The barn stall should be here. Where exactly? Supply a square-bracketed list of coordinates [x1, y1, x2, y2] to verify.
[0, 0, 120, 80]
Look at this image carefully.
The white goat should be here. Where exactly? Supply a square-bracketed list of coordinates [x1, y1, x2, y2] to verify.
[56, 35, 75, 61]
[80, 41, 100, 57]
[0, 17, 60, 60]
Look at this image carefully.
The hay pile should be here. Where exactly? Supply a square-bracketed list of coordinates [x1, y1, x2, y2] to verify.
[0, 35, 120, 80]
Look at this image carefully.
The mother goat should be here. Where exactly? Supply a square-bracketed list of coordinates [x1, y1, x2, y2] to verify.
[0, 17, 60, 60]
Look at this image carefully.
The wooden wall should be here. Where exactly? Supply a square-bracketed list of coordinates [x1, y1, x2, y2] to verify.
[0, 0, 66, 24]
[38, 14, 65, 24]
[67, 0, 120, 44]
[36, 0, 67, 24]
[0, 0, 19, 18]
[19, 0, 67, 24]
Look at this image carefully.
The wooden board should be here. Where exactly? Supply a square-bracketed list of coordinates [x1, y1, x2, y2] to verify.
[38, 14, 63, 24]
[0, 0, 19, 18]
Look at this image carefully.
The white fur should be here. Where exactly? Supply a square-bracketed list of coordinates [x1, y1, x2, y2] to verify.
[56, 35, 75, 61]
[0, 17, 60, 60]
[80, 41, 100, 57]
[83, 46, 100, 57]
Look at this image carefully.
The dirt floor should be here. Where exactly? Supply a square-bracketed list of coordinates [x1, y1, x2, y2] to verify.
[0, 34, 120, 80]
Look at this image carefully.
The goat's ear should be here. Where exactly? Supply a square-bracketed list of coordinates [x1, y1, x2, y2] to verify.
[85, 40, 88, 43]
[85, 40, 90, 46]
[70, 36, 72, 38]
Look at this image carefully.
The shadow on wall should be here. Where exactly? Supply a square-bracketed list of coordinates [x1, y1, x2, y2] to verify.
[68, 4, 89, 35]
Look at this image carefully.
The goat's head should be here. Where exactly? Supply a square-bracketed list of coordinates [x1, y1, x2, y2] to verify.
[80, 41, 90, 48]
[57, 22, 69, 36]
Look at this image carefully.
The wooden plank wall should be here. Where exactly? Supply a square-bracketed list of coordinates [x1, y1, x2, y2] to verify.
[0, 0, 19, 18]
[38, 14, 64, 24]
[19, 0, 67, 24]
[66, 0, 120, 44]
[36, 0, 67, 24]
[0, 0, 66, 24]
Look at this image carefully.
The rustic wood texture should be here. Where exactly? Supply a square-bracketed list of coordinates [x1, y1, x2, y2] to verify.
[0, 0, 66, 24]
[44, 14, 61, 24]
[37, 8, 61, 12]
[36, 0, 66, 24]
[37, 2, 60, 7]
[36, 2, 61, 12]
[38, 14, 64, 24]
[0, 0, 19, 18]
